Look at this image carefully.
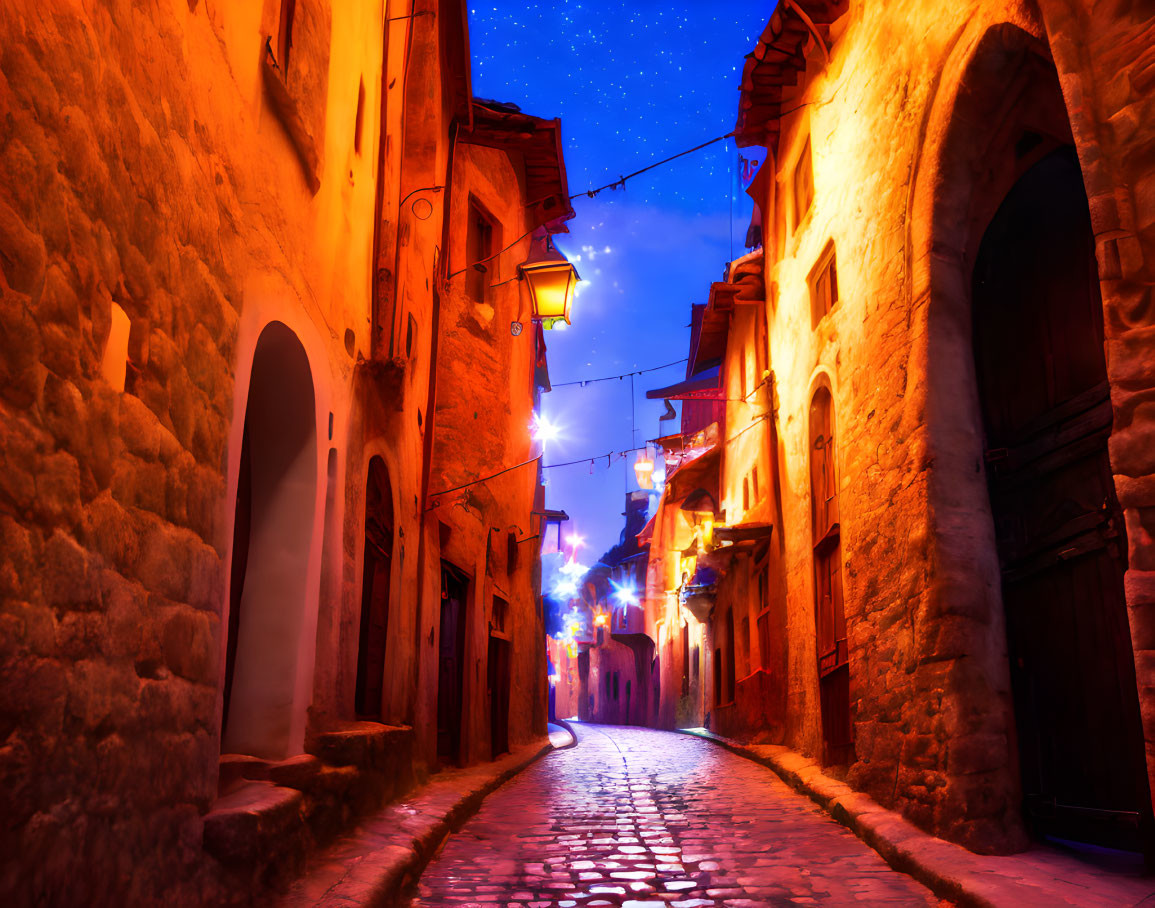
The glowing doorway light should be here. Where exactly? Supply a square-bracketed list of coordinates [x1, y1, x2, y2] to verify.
[565, 532, 586, 552]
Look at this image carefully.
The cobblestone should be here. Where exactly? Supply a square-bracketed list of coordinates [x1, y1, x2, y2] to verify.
[409, 725, 943, 906]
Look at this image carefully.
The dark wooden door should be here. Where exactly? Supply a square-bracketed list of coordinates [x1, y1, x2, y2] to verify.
[355, 458, 393, 718]
[437, 566, 468, 763]
[810, 388, 852, 765]
[488, 635, 510, 758]
[222, 424, 252, 739]
[973, 147, 1152, 851]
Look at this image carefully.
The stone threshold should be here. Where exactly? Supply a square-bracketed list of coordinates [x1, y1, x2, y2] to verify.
[276, 737, 555, 907]
[677, 728, 1155, 908]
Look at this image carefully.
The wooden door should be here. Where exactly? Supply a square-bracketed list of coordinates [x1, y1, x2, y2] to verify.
[973, 146, 1152, 851]
[437, 565, 468, 763]
[222, 425, 252, 739]
[810, 388, 852, 765]
[488, 635, 510, 758]
[355, 458, 393, 718]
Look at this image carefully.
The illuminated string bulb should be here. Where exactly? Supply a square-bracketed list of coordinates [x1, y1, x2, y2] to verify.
[531, 413, 560, 444]
[611, 578, 639, 609]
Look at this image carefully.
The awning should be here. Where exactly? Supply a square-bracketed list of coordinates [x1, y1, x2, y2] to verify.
[636, 514, 656, 547]
[465, 101, 576, 233]
[735, 1, 847, 151]
[688, 301, 729, 375]
[715, 522, 773, 545]
[667, 446, 720, 506]
[646, 364, 723, 401]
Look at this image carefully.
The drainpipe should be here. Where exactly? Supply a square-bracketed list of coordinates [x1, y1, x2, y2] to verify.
[412, 117, 459, 743]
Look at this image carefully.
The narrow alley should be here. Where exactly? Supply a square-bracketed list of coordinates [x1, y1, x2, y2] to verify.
[6, 0, 1155, 905]
[408, 725, 940, 906]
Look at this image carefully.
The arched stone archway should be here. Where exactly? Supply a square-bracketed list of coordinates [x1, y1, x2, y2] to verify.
[914, 20, 1153, 852]
[223, 321, 319, 760]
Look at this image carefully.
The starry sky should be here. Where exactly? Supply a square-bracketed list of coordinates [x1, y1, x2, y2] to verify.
[470, 2, 771, 561]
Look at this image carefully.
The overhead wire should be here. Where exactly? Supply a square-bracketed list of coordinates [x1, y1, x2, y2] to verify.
[551, 358, 688, 388]
[446, 129, 737, 278]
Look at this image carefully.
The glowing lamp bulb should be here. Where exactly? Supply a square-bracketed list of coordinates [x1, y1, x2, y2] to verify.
[634, 450, 655, 489]
[531, 414, 560, 444]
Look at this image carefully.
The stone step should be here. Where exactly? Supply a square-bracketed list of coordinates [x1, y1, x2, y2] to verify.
[308, 720, 413, 772]
[203, 781, 308, 883]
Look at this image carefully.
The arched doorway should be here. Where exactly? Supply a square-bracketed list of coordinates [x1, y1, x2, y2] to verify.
[223, 321, 318, 759]
[355, 456, 394, 719]
[973, 147, 1152, 851]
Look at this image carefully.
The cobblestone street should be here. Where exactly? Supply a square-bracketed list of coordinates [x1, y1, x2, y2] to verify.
[409, 725, 943, 906]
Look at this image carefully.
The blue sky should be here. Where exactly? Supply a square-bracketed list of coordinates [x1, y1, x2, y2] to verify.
[470, 1, 771, 559]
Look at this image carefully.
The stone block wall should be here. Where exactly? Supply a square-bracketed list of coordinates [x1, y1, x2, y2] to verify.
[0, 0, 403, 901]
[752, 0, 1155, 854]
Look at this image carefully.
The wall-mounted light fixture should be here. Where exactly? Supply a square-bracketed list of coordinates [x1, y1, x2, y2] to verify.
[519, 233, 580, 329]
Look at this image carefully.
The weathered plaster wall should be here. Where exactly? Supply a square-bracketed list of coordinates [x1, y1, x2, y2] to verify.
[424, 140, 546, 766]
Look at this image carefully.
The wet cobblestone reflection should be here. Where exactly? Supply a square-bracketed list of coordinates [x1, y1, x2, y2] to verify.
[409, 725, 943, 906]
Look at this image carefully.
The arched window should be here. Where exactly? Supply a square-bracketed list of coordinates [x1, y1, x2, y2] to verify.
[809, 386, 852, 764]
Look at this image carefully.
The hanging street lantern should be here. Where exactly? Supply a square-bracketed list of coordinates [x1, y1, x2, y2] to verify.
[634, 448, 654, 489]
[519, 233, 580, 329]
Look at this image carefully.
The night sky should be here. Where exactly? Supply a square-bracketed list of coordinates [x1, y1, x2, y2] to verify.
[470, 2, 770, 560]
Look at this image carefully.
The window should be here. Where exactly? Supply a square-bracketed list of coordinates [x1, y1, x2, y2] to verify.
[354, 77, 365, 155]
[743, 477, 750, 512]
[810, 242, 839, 329]
[491, 596, 508, 634]
[681, 623, 690, 696]
[757, 567, 771, 671]
[793, 138, 814, 229]
[724, 609, 736, 703]
[752, 465, 760, 502]
[277, 0, 297, 72]
[466, 198, 498, 304]
[714, 648, 724, 706]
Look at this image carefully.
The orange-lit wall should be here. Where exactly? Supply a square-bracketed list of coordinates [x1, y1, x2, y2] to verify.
[741, 0, 1155, 854]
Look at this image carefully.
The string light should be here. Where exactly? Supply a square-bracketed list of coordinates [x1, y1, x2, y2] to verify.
[445, 129, 739, 279]
[551, 358, 688, 388]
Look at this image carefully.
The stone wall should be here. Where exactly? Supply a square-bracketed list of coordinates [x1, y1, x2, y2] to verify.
[0, 0, 446, 901]
[749, 0, 1155, 854]
[1036, 0, 1155, 825]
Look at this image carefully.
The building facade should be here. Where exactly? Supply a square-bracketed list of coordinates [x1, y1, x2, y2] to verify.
[640, 0, 1155, 858]
[0, 1, 568, 903]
